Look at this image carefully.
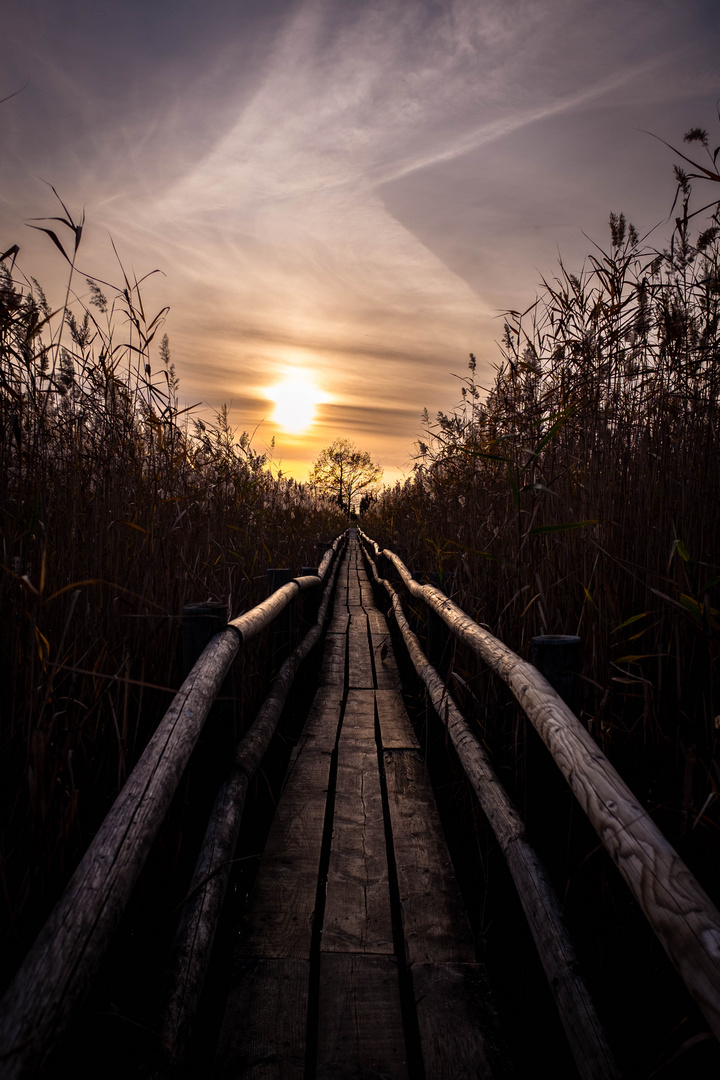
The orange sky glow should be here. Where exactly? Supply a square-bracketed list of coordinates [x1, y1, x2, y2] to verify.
[2, 0, 719, 486]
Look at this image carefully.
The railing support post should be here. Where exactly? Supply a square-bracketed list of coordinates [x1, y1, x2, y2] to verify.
[181, 601, 239, 846]
[266, 568, 293, 672]
[531, 635, 582, 713]
[301, 566, 319, 630]
[182, 601, 239, 751]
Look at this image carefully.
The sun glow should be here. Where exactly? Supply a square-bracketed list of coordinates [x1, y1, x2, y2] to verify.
[269, 375, 323, 434]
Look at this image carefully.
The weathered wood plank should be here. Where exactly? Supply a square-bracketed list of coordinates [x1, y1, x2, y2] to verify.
[316, 954, 408, 1080]
[318, 632, 346, 687]
[237, 747, 331, 959]
[411, 962, 508, 1079]
[0, 627, 242, 1080]
[341, 689, 376, 743]
[375, 656, 403, 691]
[384, 749, 475, 964]
[375, 689, 418, 750]
[323, 748, 393, 954]
[213, 958, 308, 1080]
[347, 641, 374, 689]
[300, 686, 345, 750]
[366, 610, 387, 635]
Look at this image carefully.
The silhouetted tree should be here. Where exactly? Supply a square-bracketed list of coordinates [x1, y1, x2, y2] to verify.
[309, 438, 382, 516]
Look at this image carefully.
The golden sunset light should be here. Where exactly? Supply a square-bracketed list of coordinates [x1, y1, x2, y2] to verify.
[4, 0, 716, 485]
[268, 374, 324, 434]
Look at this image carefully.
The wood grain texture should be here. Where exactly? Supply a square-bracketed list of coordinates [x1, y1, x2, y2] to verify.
[381, 546, 720, 1044]
[237, 746, 331, 959]
[316, 954, 409, 1080]
[341, 689, 376, 743]
[327, 612, 350, 634]
[384, 749, 475, 965]
[300, 686, 345, 751]
[347, 643, 375, 689]
[148, 538, 346, 1073]
[375, 689, 418, 750]
[411, 962, 509, 1080]
[229, 575, 318, 639]
[213, 958, 308, 1080]
[323, 746, 393, 954]
[374, 659, 403, 692]
[367, 610, 388, 635]
[318, 632, 346, 687]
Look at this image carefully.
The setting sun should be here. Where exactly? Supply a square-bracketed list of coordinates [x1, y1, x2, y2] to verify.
[269, 375, 323, 434]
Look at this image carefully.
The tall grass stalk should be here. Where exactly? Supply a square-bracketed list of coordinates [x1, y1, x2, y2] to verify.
[363, 127, 720, 1065]
[0, 206, 346, 989]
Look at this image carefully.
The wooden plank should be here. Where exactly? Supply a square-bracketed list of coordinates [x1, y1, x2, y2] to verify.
[374, 662, 403, 691]
[318, 633, 346, 687]
[375, 689, 419, 750]
[367, 610, 388, 635]
[213, 958, 308, 1080]
[341, 689, 376, 743]
[300, 686, 344, 750]
[323, 747, 393, 953]
[384, 749, 475, 964]
[411, 962, 507, 1079]
[238, 748, 330, 959]
[347, 640, 374, 689]
[316, 954, 408, 1080]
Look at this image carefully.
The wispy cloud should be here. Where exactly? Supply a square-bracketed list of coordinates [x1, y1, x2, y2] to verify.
[1, 0, 718, 479]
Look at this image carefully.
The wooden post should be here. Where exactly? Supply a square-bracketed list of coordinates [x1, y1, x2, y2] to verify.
[301, 566, 319, 630]
[266, 569, 293, 671]
[182, 602, 229, 677]
[182, 602, 239, 791]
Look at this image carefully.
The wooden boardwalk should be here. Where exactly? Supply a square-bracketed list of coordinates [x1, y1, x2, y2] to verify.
[213, 534, 506, 1079]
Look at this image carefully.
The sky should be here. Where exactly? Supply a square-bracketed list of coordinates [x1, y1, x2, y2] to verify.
[2, 0, 719, 484]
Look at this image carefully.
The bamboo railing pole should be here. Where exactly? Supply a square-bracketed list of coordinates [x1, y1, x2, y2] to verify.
[0, 537, 346, 1080]
[384, 581, 619, 1080]
[364, 535, 720, 1044]
[0, 628, 241, 1080]
[147, 545, 344, 1072]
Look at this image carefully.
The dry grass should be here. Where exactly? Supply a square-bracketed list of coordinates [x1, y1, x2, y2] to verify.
[361, 128, 720, 1070]
[364, 130, 720, 900]
[0, 202, 346, 987]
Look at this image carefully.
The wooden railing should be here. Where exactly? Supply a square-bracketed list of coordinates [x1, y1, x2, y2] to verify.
[0, 533, 347, 1080]
[359, 530, 720, 1063]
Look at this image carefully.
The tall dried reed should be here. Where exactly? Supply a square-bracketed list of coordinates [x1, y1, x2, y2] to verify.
[0, 202, 346, 988]
[364, 124, 720, 906]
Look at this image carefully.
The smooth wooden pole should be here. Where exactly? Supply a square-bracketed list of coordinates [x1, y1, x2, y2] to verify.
[387, 584, 619, 1080]
[0, 551, 343, 1078]
[368, 537, 720, 1044]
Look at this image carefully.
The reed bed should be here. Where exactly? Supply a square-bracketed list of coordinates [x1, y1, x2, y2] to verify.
[0, 205, 346, 991]
[363, 131, 720, 1069]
